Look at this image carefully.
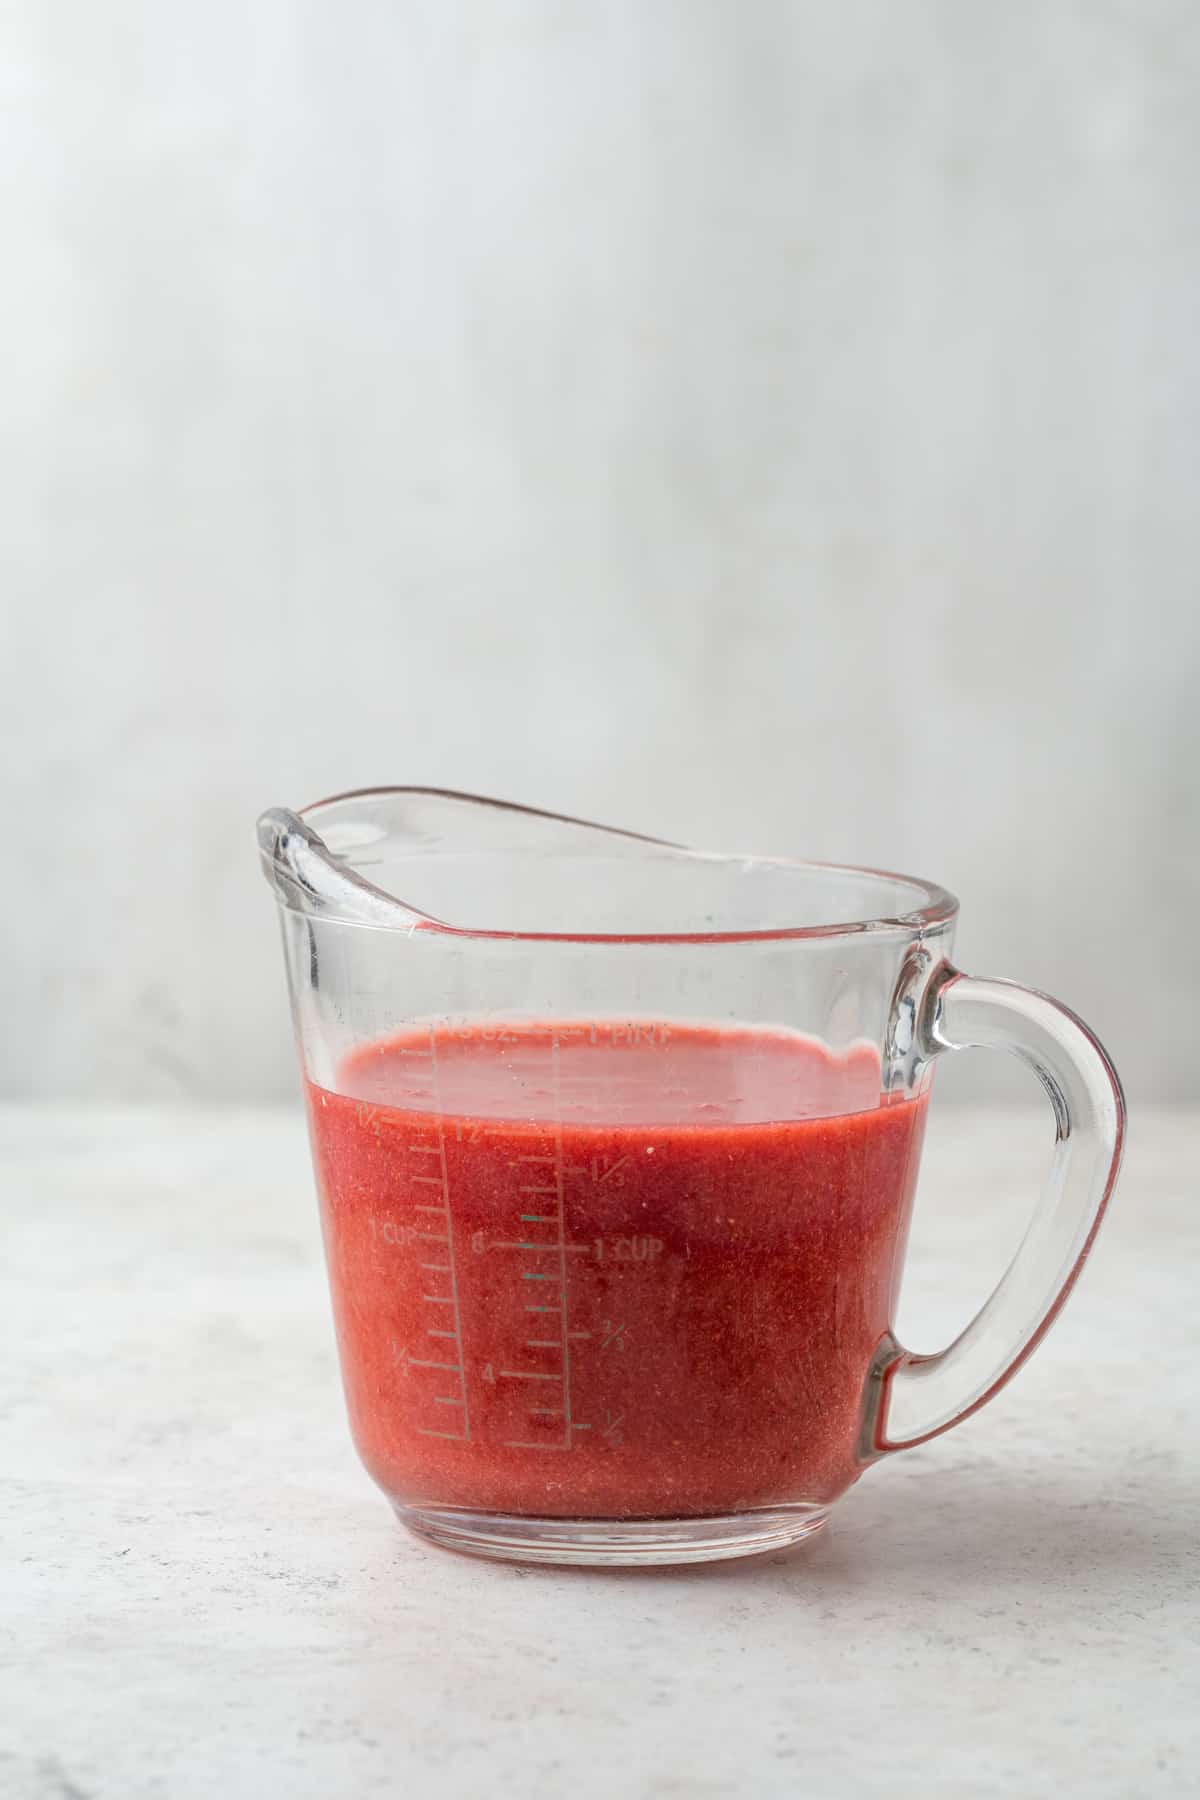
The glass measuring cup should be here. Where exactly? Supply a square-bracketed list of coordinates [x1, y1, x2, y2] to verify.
[257, 788, 1124, 1567]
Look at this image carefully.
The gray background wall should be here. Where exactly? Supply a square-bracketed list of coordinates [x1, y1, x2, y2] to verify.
[4, 1, 1197, 1102]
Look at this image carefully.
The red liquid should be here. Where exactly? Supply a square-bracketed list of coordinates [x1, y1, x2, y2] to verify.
[306, 1022, 926, 1518]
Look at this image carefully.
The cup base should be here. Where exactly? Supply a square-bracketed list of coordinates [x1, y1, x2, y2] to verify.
[395, 1501, 831, 1566]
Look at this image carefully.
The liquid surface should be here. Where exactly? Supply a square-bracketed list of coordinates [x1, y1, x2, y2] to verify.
[342, 1019, 885, 1126]
[307, 1022, 927, 1518]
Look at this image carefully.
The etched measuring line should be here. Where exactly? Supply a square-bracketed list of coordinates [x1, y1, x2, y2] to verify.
[522, 1273, 553, 1282]
[417, 1427, 466, 1441]
[415, 1232, 450, 1244]
[549, 1029, 574, 1449]
[422, 1294, 454, 1304]
[410, 1174, 445, 1187]
[526, 1304, 556, 1313]
[499, 1369, 563, 1383]
[526, 1339, 563, 1348]
[518, 1185, 558, 1195]
[418, 1262, 451, 1273]
[491, 1237, 594, 1255]
[424, 1023, 471, 1440]
[531, 1406, 563, 1416]
[409, 1358, 461, 1371]
[502, 1440, 569, 1452]
[520, 1214, 555, 1224]
[433, 1395, 464, 1406]
[414, 1204, 449, 1214]
[427, 1328, 458, 1340]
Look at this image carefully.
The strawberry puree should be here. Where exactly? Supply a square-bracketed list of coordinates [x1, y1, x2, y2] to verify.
[307, 1021, 926, 1518]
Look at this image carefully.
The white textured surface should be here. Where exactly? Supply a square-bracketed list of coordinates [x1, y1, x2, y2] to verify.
[3, 1103, 1196, 1798]
[4, 2, 1200, 1103]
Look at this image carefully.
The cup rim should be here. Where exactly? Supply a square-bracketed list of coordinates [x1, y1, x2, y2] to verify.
[265, 787, 960, 946]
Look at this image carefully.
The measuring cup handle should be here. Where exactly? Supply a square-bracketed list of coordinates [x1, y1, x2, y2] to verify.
[864, 964, 1125, 1454]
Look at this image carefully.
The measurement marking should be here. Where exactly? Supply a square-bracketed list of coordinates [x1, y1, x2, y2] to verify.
[425, 1023, 471, 1441]
[499, 1370, 562, 1383]
[416, 1427, 466, 1441]
[433, 1395, 465, 1406]
[407, 1145, 440, 1155]
[491, 1237, 596, 1254]
[502, 1440, 569, 1452]
[418, 1262, 450, 1273]
[526, 1304, 556, 1313]
[410, 1174, 445, 1187]
[526, 1338, 563, 1348]
[409, 1358, 460, 1370]
[427, 1329, 457, 1339]
[518, 1185, 558, 1195]
[571, 1422, 592, 1431]
[520, 1214, 555, 1224]
[414, 1203, 449, 1214]
[415, 1232, 449, 1244]
[422, 1295, 454, 1304]
[568, 1330, 592, 1340]
[532, 1406, 563, 1416]
[550, 1029, 574, 1449]
[522, 1273, 552, 1281]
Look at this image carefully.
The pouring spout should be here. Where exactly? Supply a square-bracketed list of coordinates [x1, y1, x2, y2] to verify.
[256, 806, 422, 928]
